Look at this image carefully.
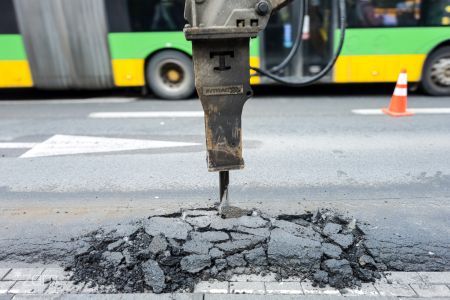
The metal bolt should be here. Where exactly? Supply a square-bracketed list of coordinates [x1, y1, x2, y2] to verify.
[255, 1, 270, 16]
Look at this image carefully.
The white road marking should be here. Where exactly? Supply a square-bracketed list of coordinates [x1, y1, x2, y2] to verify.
[352, 108, 450, 115]
[89, 111, 204, 118]
[0, 98, 137, 105]
[20, 135, 200, 158]
[0, 143, 37, 149]
[352, 109, 385, 115]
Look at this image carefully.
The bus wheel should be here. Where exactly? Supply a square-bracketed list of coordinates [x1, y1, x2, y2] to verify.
[422, 46, 450, 96]
[146, 51, 195, 100]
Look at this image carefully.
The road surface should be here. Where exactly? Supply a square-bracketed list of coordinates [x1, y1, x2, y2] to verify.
[0, 93, 449, 270]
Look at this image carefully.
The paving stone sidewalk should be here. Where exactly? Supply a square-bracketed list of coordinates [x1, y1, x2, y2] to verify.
[0, 268, 449, 299]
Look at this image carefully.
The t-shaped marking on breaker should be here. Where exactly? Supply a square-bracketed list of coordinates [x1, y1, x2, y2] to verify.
[184, 0, 291, 210]
[210, 51, 234, 71]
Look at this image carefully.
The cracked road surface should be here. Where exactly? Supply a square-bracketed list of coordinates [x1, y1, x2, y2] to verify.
[0, 94, 449, 271]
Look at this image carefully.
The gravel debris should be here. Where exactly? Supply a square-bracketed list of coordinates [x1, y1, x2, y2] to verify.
[68, 207, 381, 293]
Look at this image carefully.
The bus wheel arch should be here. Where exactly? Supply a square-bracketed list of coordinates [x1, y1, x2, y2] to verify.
[421, 41, 450, 96]
[145, 49, 195, 100]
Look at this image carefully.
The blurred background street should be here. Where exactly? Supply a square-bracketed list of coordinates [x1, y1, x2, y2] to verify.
[0, 0, 449, 283]
[0, 91, 449, 269]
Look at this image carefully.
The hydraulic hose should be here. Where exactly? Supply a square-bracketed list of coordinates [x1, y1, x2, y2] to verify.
[269, 0, 306, 74]
[251, 0, 346, 87]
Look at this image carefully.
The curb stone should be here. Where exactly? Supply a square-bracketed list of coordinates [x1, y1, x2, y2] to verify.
[40, 270, 72, 282]
[0, 282, 14, 294]
[0, 294, 440, 299]
[2, 268, 450, 298]
[409, 283, 450, 298]
[0, 270, 11, 281]
[8, 281, 48, 294]
[230, 282, 265, 294]
[204, 296, 398, 299]
[12, 295, 204, 300]
[4, 269, 44, 282]
[301, 281, 340, 295]
[374, 283, 417, 297]
[11, 295, 202, 300]
[418, 272, 450, 284]
[265, 282, 303, 294]
[383, 272, 425, 285]
[339, 283, 379, 296]
[194, 281, 229, 294]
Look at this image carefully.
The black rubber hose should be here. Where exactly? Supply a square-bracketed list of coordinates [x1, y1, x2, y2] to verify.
[269, 0, 306, 74]
[251, 0, 346, 87]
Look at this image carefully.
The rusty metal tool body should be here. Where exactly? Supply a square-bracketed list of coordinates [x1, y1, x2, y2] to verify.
[183, 0, 291, 214]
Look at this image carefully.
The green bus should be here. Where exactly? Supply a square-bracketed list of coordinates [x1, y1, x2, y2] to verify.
[0, 0, 449, 99]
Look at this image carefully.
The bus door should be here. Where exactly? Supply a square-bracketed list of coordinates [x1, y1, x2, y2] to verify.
[302, 0, 335, 80]
[14, 0, 114, 89]
[260, 0, 336, 82]
[259, 2, 298, 78]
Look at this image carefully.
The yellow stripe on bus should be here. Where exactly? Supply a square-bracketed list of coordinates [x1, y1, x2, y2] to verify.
[250, 56, 261, 85]
[112, 59, 145, 87]
[334, 54, 426, 83]
[112, 57, 261, 87]
[0, 60, 33, 88]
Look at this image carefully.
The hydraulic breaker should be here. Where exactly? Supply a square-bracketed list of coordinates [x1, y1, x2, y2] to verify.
[183, 0, 291, 212]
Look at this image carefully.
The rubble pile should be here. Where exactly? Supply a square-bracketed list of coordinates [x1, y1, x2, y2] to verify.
[68, 208, 383, 293]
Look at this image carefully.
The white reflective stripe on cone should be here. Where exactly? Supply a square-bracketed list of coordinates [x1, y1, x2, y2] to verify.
[394, 87, 408, 97]
[398, 73, 408, 85]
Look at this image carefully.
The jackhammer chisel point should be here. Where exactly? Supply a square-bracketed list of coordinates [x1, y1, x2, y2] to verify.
[218, 171, 251, 219]
[219, 171, 229, 207]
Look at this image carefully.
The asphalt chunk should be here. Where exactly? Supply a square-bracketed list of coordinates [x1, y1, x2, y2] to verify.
[144, 217, 192, 240]
[180, 254, 211, 273]
[142, 259, 166, 293]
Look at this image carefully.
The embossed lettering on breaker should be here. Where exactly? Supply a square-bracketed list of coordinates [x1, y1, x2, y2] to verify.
[203, 85, 244, 96]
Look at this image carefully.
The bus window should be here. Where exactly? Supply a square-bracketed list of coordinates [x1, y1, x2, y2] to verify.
[0, 0, 19, 34]
[264, 6, 294, 70]
[262, 0, 334, 78]
[128, 0, 185, 31]
[107, 0, 185, 32]
[421, 0, 450, 26]
[347, 0, 422, 28]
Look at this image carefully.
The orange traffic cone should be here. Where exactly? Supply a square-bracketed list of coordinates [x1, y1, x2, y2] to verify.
[382, 70, 413, 117]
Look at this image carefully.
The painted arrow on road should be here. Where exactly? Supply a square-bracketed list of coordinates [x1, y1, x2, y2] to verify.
[15, 135, 200, 158]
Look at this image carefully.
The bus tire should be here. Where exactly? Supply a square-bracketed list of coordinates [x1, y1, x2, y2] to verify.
[421, 46, 450, 96]
[146, 50, 195, 100]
